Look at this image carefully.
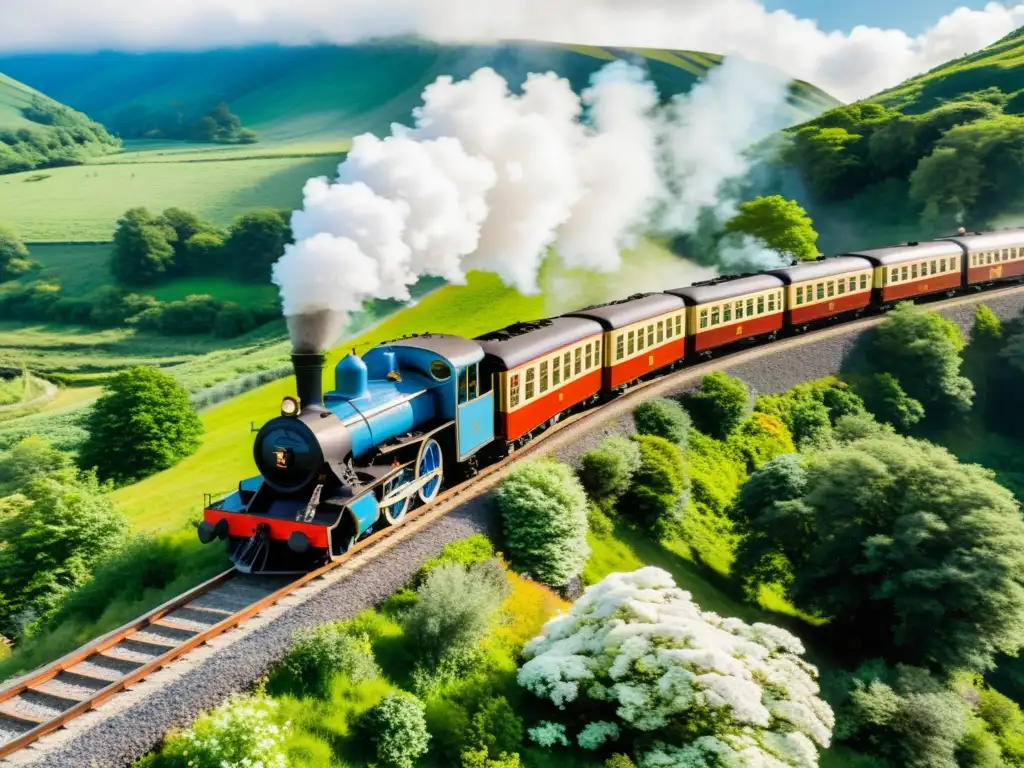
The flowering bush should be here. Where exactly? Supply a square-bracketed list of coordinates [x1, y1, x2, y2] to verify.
[517, 567, 834, 767]
[157, 694, 289, 768]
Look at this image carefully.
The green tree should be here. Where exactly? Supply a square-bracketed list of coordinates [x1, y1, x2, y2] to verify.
[494, 460, 590, 587]
[109, 207, 176, 286]
[618, 435, 687, 538]
[157, 207, 214, 272]
[578, 435, 642, 505]
[846, 303, 974, 420]
[0, 436, 72, 495]
[358, 693, 431, 768]
[680, 371, 752, 439]
[723, 194, 820, 263]
[78, 366, 203, 485]
[0, 224, 35, 279]
[224, 208, 291, 281]
[632, 397, 691, 448]
[727, 411, 796, 472]
[857, 372, 925, 433]
[735, 433, 1024, 673]
[0, 468, 127, 637]
[182, 230, 226, 275]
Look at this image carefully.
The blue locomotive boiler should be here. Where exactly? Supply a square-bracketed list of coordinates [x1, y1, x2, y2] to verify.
[199, 334, 496, 573]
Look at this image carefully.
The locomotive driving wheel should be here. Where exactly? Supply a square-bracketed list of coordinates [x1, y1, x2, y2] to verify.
[380, 469, 413, 526]
[417, 438, 443, 503]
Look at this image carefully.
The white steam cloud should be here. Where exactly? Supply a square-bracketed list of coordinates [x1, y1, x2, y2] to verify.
[3, 0, 1024, 101]
[273, 56, 794, 351]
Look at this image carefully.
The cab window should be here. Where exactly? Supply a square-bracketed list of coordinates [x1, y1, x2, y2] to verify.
[458, 367, 469, 404]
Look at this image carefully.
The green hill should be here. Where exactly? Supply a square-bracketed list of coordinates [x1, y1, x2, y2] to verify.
[0, 41, 840, 148]
[870, 27, 1024, 114]
[0, 72, 119, 174]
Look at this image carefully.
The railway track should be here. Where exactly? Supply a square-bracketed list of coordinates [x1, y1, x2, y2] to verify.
[2, 282, 1022, 765]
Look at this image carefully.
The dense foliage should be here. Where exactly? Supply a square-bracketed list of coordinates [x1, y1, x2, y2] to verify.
[0, 95, 120, 175]
[734, 433, 1024, 673]
[517, 567, 834, 766]
[618, 434, 688, 538]
[679, 372, 752, 439]
[272, 624, 380, 699]
[578, 435, 642, 506]
[723, 194, 821, 263]
[631, 397, 691, 448]
[0, 224, 35, 279]
[755, 376, 866, 450]
[110, 101, 257, 144]
[78, 366, 203, 485]
[357, 693, 432, 768]
[0, 455, 127, 638]
[494, 460, 590, 588]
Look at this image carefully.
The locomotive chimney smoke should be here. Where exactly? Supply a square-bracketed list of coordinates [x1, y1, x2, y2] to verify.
[292, 351, 326, 408]
[286, 309, 346, 355]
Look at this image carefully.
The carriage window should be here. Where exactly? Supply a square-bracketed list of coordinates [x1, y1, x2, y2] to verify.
[735, 301, 744, 320]
[647, 325, 655, 347]
[847, 277, 854, 292]
[585, 344, 593, 370]
[675, 315, 682, 336]
[816, 283, 825, 300]
[768, 294, 775, 312]
[1004, 249, 1010, 261]
[757, 296, 765, 314]
[859, 274, 867, 290]
[827, 281, 835, 297]
[468, 364, 479, 400]
[657, 320, 664, 342]
[747, 298, 754, 316]
[912, 264, 919, 279]
[1014, 248, 1019, 258]
[574, 347, 582, 375]
[724, 304, 733, 322]
[837, 280, 846, 295]
[711, 307, 720, 325]
[987, 252, 994, 265]
[890, 268, 898, 283]
[665, 318, 674, 339]
[539, 361, 549, 394]
[510, 373, 520, 408]
[700, 310, 708, 329]
[627, 331, 635, 355]
[553, 356, 561, 386]
[929, 261, 936, 275]
[901, 266, 908, 281]
[637, 327, 645, 351]
[525, 367, 535, 400]
[796, 286, 804, 304]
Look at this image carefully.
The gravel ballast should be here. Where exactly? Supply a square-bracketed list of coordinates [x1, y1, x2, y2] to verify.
[8, 289, 1023, 768]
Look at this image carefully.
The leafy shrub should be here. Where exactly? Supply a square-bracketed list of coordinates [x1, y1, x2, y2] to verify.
[466, 695, 524, 758]
[189, 364, 293, 411]
[618, 435, 687, 538]
[78, 366, 203, 485]
[726, 412, 796, 472]
[134, 294, 223, 335]
[587, 503, 614, 536]
[679, 371, 752, 438]
[632, 397, 691, 448]
[856, 372, 925, 432]
[418, 534, 496, 583]
[517, 568, 834, 766]
[150, 694, 289, 768]
[403, 559, 509, 668]
[213, 303, 256, 338]
[461, 747, 522, 768]
[494, 460, 590, 587]
[578, 436, 642, 504]
[755, 376, 865, 448]
[273, 624, 379, 699]
[357, 693, 430, 768]
[604, 756, 637, 768]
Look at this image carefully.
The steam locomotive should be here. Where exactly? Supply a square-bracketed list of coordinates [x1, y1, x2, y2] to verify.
[198, 226, 1024, 573]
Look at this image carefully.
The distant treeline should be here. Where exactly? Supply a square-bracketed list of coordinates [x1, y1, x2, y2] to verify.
[0, 205, 293, 339]
[0, 96, 120, 175]
[110, 102, 257, 144]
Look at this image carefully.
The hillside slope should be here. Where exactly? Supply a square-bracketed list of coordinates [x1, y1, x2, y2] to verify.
[0, 41, 841, 146]
[870, 27, 1024, 113]
[0, 72, 119, 173]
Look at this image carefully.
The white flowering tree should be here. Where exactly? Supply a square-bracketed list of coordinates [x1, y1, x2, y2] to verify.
[516, 567, 834, 767]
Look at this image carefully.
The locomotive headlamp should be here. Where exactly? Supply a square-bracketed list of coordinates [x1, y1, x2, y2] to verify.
[281, 396, 300, 417]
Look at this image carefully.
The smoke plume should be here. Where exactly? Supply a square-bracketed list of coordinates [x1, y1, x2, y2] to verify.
[273, 56, 793, 351]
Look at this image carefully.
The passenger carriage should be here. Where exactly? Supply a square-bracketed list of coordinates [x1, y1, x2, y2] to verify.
[563, 292, 686, 390]
[843, 242, 962, 303]
[768, 257, 873, 325]
[665, 274, 785, 355]
[943, 228, 1024, 287]
[476, 317, 604, 444]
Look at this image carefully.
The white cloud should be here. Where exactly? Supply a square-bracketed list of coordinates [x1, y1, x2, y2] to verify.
[2, 0, 1024, 100]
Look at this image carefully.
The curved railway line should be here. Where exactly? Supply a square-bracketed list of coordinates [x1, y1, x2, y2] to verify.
[1, 282, 1023, 765]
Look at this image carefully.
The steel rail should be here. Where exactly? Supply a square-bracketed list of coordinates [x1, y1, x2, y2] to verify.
[2, 281, 1022, 762]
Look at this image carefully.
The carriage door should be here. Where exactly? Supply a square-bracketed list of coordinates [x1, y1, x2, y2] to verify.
[456, 362, 495, 460]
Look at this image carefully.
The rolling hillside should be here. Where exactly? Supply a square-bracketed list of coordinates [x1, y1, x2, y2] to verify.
[0, 41, 841, 147]
[0, 72, 119, 173]
[870, 26, 1024, 113]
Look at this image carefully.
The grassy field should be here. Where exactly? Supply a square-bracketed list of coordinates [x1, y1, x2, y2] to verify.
[0, 71, 41, 132]
[110, 238, 691, 532]
[1, 151, 344, 241]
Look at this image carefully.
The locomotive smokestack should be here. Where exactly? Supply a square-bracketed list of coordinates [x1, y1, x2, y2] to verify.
[292, 352, 325, 409]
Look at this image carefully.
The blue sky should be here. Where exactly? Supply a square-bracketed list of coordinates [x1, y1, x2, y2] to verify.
[764, 0, 993, 33]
